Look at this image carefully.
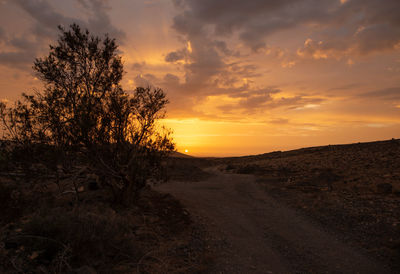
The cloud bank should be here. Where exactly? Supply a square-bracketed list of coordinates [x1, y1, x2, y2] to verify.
[0, 0, 125, 69]
[145, 0, 399, 118]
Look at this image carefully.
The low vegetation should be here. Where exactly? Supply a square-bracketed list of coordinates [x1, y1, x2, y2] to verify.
[0, 176, 207, 273]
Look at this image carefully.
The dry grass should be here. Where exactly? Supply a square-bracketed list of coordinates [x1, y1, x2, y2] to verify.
[0, 172, 208, 273]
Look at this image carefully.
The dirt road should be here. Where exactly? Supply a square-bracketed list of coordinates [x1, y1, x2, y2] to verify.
[156, 169, 391, 273]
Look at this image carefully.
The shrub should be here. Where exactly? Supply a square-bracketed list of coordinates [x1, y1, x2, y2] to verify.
[1, 207, 143, 273]
[0, 24, 175, 204]
[237, 164, 263, 174]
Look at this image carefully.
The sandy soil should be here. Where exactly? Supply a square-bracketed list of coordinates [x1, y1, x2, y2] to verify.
[156, 168, 392, 273]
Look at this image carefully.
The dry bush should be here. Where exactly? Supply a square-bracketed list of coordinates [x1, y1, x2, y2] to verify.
[0, 181, 25, 224]
[225, 163, 236, 171]
[0, 187, 207, 274]
[0, 24, 175, 205]
[1, 206, 143, 273]
[236, 164, 264, 174]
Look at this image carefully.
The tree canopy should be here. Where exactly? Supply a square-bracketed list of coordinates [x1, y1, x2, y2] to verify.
[0, 24, 175, 204]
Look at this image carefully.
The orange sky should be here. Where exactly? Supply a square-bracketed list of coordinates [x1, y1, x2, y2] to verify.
[0, 0, 399, 156]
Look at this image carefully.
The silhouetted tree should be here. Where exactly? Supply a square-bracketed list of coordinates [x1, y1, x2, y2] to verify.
[0, 24, 175, 204]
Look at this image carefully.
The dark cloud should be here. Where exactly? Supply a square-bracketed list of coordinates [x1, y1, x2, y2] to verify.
[0, 0, 125, 69]
[184, 45, 224, 88]
[217, 92, 324, 115]
[173, 0, 400, 59]
[360, 87, 400, 100]
[213, 40, 230, 54]
[229, 63, 262, 78]
[165, 49, 188, 63]
[9, 37, 37, 51]
[131, 68, 327, 119]
[269, 118, 290, 124]
[328, 83, 361, 91]
[238, 92, 272, 110]
[164, 5, 272, 106]
[14, 0, 125, 41]
[355, 24, 400, 54]
[0, 51, 36, 68]
[298, 25, 400, 59]
[0, 34, 39, 68]
[228, 87, 281, 99]
[80, 0, 125, 41]
[163, 73, 180, 85]
[160, 0, 338, 116]
[297, 0, 400, 58]
[131, 62, 146, 71]
[0, 27, 6, 41]
[172, 0, 338, 51]
[14, 0, 71, 38]
[217, 104, 236, 114]
[159, 0, 400, 116]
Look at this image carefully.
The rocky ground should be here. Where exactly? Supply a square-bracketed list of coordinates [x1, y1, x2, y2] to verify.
[216, 139, 400, 272]
[157, 168, 394, 273]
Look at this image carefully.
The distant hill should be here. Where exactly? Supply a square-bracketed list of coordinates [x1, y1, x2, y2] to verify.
[170, 151, 194, 158]
[223, 138, 400, 160]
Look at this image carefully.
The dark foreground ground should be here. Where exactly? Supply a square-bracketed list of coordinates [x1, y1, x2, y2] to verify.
[157, 169, 393, 273]
[215, 139, 400, 272]
[1, 139, 399, 273]
[0, 168, 210, 273]
[158, 139, 400, 273]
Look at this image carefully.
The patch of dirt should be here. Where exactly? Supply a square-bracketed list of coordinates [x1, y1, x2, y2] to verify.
[157, 168, 392, 273]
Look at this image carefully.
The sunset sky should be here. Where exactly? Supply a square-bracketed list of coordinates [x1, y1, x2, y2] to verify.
[0, 0, 399, 156]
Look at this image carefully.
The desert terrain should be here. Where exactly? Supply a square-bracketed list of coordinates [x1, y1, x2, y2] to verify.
[160, 139, 400, 273]
[1, 139, 399, 273]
